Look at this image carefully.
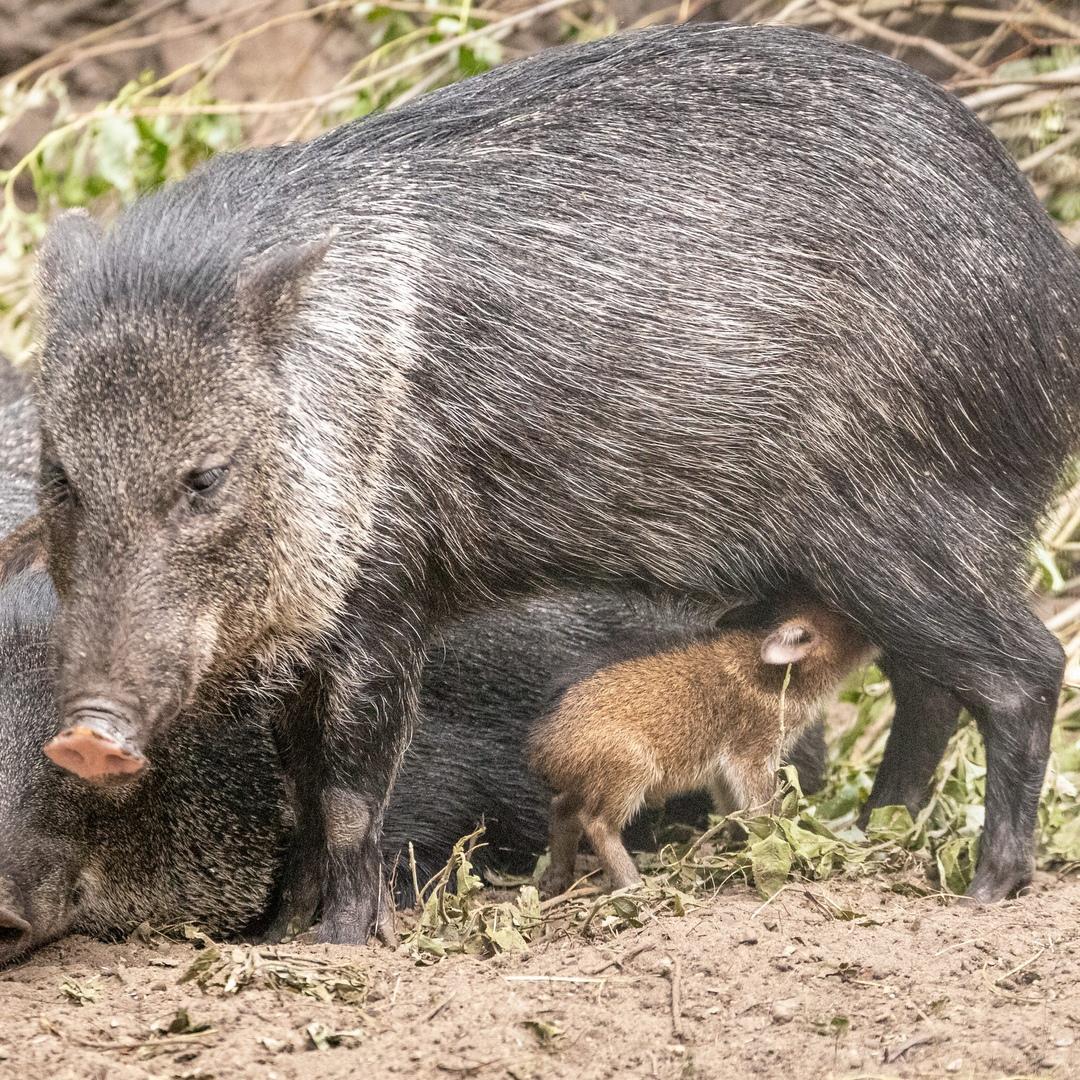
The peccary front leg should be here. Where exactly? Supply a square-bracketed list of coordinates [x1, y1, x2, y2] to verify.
[263, 599, 427, 946]
[319, 642, 426, 945]
[858, 658, 961, 830]
[262, 679, 329, 941]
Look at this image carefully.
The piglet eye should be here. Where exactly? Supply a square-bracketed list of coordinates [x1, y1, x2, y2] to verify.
[183, 465, 229, 497]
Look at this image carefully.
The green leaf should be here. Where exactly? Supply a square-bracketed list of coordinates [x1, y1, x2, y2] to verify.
[522, 1019, 563, 1049]
[485, 923, 528, 954]
[93, 114, 141, 195]
[59, 977, 100, 1005]
[935, 836, 978, 895]
[151, 1007, 211, 1036]
[749, 831, 792, 898]
[177, 944, 222, 985]
[1044, 812, 1080, 863]
[865, 804, 917, 845]
[304, 1022, 364, 1051]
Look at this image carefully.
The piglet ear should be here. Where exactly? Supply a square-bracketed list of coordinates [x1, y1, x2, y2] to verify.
[761, 621, 815, 665]
[236, 235, 332, 327]
[37, 210, 103, 305]
[0, 515, 48, 589]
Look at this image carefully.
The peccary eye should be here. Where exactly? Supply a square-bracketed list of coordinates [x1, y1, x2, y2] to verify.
[182, 464, 229, 500]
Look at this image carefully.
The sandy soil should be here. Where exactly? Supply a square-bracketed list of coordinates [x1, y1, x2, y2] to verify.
[2, 872, 1078, 1080]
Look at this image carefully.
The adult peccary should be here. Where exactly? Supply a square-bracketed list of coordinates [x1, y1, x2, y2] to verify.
[29, 21, 1072, 943]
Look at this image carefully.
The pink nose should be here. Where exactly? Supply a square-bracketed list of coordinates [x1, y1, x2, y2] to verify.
[44, 725, 146, 780]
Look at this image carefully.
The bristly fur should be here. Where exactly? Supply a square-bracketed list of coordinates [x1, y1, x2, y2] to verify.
[33, 23, 1079, 935]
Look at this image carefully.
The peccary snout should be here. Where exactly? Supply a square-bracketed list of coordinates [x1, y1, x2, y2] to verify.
[45, 699, 147, 781]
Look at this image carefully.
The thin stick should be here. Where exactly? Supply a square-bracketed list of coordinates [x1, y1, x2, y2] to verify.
[97, 0, 587, 120]
[812, 0, 984, 77]
[954, 63, 1080, 90]
[583, 942, 656, 975]
[503, 974, 611, 984]
[68, 1029, 218, 1052]
[1019, 127, 1080, 173]
[750, 883, 791, 918]
[1046, 595, 1080, 632]
[422, 994, 455, 1021]
[666, 956, 684, 1038]
[994, 941, 1050, 986]
[6, 0, 188, 86]
[777, 662, 792, 756]
[409, 841, 421, 907]
[45, 0, 283, 85]
[538, 873, 601, 911]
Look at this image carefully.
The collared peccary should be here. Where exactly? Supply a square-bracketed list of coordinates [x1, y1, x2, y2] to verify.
[31, 21, 1074, 944]
[530, 602, 872, 895]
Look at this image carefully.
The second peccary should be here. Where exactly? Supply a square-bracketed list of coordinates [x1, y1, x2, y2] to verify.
[530, 603, 872, 894]
[33, 22, 1074, 942]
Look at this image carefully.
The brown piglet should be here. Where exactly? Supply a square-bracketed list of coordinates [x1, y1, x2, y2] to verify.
[528, 603, 875, 895]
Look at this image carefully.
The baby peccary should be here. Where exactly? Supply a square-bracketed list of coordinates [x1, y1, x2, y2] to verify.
[530, 605, 873, 894]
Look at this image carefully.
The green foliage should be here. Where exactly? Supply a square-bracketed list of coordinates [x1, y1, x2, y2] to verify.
[406, 827, 544, 958]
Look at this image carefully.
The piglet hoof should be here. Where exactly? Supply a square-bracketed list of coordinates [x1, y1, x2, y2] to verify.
[538, 868, 575, 900]
[376, 908, 399, 948]
[44, 724, 146, 782]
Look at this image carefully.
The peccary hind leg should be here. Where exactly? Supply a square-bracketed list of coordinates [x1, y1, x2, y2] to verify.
[541, 792, 586, 896]
[962, 617, 1062, 903]
[858, 658, 962, 829]
[582, 814, 641, 891]
[825, 552, 1062, 903]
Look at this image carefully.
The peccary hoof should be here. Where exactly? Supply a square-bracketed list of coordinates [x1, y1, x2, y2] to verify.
[44, 723, 146, 781]
[959, 853, 1035, 905]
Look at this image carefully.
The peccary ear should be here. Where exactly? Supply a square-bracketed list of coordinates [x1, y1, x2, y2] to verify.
[236, 235, 332, 327]
[37, 209, 103, 303]
[0, 515, 48, 589]
[761, 621, 816, 665]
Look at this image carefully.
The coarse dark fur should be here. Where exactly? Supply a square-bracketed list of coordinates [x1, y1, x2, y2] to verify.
[33, 23, 1076, 941]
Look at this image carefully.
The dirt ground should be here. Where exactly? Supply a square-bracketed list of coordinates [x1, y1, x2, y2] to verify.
[2, 873, 1078, 1080]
